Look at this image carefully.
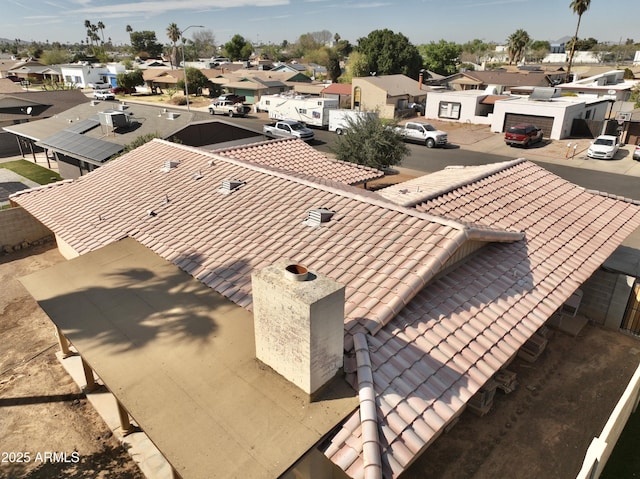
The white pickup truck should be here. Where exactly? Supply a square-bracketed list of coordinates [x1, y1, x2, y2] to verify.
[395, 121, 448, 148]
[208, 100, 251, 117]
[263, 120, 315, 142]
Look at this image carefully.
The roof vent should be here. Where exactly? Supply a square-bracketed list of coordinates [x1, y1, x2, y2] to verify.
[90, 100, 99, 106]
[160, 160, 179, 172]
[219, 179, 245, 194]
[166, 111, 179, 120]
[304, 208, 335, 227]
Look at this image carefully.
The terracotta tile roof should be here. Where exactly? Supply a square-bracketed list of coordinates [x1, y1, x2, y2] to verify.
[323, 160, 640, 477]
[11, 140, 518, 338]
[322, 83, 352, 95]
[12, 145, 640, 478]
[215, 138, 384, 185]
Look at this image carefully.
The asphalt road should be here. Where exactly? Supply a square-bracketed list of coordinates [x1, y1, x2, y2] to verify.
[236, 115, 640, 201]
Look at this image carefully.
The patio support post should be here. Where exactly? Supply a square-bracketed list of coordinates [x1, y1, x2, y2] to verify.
[81, 357, 98, 392]
[116, 399, 136, 436]
[55, 325, 72, 358]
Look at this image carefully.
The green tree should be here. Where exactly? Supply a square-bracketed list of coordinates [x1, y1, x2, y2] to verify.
[331, 114, 408, 170]
[566, 0, 591, 81]
[116, 70, 144, 93]
[419, 40, 462, 75]
[529, 40, 551, 62]
[177, 67, 211, 96]
[40, 48, 71, 65]
[356, 29, 423, 78]
[129, 30, 163, 58]
[506, 29, 531, 64]
[327, 50, 342, 83]
[461, 39, 490, 64]
[166, 23, 180, 69]
[224, 34, 252, 61]
[342, 51, 369, 82]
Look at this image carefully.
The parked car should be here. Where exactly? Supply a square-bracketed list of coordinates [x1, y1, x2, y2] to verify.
[94, 90, 115, 100]
[504, 124, 543, 147]
[633, 144, 640, 161]
[587, 135, 620, 160]
[110, 86, 136, 95]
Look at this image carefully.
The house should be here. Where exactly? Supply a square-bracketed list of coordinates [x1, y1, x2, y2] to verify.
[490, 91, 611, 139]
[444, 69, 564, 94]
[352, 74, 426, 119]
[557, 69, 640, 101]
[7, 59, 61, 85]
[58, 62, 113, 88]
[1, 102, 263, 179]
[0, 89, 89, 157]
[10, 139, 640, 478]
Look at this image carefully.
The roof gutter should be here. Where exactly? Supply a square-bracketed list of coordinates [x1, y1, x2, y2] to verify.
[353, 332, 383, 479]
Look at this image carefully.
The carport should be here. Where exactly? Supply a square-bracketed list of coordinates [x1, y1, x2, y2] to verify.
[19, 237, 357, 479]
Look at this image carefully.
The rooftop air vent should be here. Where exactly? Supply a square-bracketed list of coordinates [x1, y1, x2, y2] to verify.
[160, 160, 179, 172]
[218, 179, 245, 194]
[166, 111, 179, 120]
[304, 208, 335, 227]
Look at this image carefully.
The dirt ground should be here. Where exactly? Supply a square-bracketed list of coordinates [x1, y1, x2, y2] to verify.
[0, 243, 143, 479]
[2, 243, 640, 479]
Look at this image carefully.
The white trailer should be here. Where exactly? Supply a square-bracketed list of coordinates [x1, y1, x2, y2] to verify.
[328, 110, 378, 134]
[258, 94, 339, 128]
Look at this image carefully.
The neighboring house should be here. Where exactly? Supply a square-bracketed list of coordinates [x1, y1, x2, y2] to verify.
[10, 140, 640, 479]
[1, 102, 252, 179]
[58, 62, 111, 88]
[444, 69, 564, 94]
[322, 83, 352, 108]
[0, 89, 89, 157]
[352, 74, 426, 119]
[557, 69, 640, 101]
[490, 90, 611, 139]
[424, 90, 508, 125]
[425, 87, 611, 138]
[7, 59, 61, 84]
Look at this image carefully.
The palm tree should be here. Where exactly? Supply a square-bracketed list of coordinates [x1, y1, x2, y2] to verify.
[97, 21, 105, 44]
[166, 23, 181, 70]
[506, 29, 530, 65]
[565, 0, 591, 82]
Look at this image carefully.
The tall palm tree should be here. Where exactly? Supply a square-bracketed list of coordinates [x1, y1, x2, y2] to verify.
[565, 0, 591, 82]
[166, 23, 181, 70]
[97, 21, 105, 44]
[506, 29, 530, 65]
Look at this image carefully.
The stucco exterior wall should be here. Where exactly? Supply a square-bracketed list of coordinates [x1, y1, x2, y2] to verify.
[425, 91, 492, 125]
[0, 206, 53, 252]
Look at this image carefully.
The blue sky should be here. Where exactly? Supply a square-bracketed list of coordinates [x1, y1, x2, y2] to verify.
[4, 0, 637, 48]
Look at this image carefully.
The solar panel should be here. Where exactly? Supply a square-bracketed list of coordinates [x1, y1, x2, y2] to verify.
[39, 131, 123, 163]
[529, 87, 558, 101]
[65, 118, 99, 134]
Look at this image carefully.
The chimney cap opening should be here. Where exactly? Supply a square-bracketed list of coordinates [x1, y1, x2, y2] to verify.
[284, 264, 309, 281]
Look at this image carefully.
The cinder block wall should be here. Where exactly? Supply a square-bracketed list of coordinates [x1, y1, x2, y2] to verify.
[0, 207, 53, 252]
[580, 269, 620, 325]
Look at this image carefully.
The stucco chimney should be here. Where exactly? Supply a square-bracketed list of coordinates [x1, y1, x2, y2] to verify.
[252, 261, 345, 396]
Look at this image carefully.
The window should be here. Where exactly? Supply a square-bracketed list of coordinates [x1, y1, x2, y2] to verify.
[438, 101, 461, 120]
[585, 109, 592, 120]
[299, 108, 307, 114]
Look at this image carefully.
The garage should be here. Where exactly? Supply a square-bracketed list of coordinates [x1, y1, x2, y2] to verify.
[503, 113, 555, 138]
